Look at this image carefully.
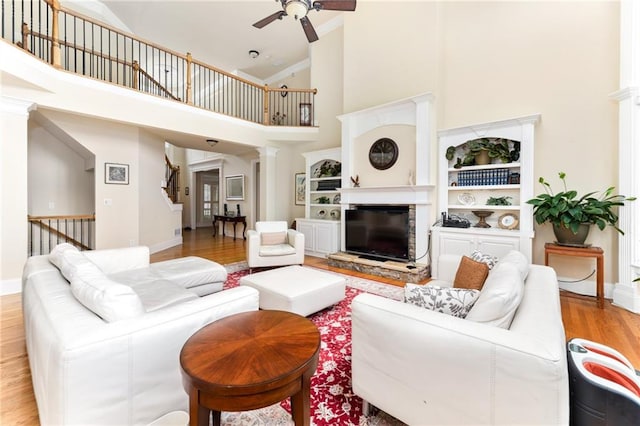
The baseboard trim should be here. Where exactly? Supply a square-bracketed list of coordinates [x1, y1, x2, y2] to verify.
[557, 277, 613, 299]
[612, 282, 640, 314]
[1, 278, 22, 296]
[148, 236, 183, 255]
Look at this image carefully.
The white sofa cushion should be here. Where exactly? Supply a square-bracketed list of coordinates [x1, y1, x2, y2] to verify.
[465, 261, 524, 329]
[59, 248, 103, 282]
[499, 249, 531, 281]
[48, 243, 79, 269]
[259, 244, 297, 257]
[404, 283, 480, 318]
[71, 272, 145, 322]
[127, 279, 198, 312]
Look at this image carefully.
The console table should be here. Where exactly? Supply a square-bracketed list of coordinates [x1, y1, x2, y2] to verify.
[212, 215, 246, 240]
[180, 310, 320, 426]
[544, 243, 604, 308]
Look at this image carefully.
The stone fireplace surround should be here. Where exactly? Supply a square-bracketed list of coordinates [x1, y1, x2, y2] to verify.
[331, 93, 435, 282]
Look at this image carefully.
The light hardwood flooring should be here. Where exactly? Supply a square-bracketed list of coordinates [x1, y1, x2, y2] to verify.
[2, 227, 640, 425]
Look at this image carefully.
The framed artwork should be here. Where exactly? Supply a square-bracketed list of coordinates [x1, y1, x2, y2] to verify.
[295, 172, 306, 205]
[299, 103, 312, 126]
[225, 174, 245, 200]
[105, 162, 129, 185]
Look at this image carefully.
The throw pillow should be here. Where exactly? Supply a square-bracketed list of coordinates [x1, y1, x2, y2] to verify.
[71, 273, 145, 322]
[499, 250, 530, 281]
[465, 262, 525, 329]
[59, 249, 103, 283]
[261, 231, 287, 246]
[49, 243, 79, 270]
[470, 250, 499, 270]
[404, 283, 480, 319]
[453, 256, 489, 290]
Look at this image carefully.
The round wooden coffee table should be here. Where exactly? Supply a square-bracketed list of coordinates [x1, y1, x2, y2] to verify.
[180, 310, 320, 426]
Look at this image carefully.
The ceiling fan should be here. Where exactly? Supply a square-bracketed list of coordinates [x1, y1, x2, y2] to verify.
[253, 0, 357, 43]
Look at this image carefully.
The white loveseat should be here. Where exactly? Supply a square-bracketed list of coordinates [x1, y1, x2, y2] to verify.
[22, 245, 259, 425]
[351, 253, 569, 425]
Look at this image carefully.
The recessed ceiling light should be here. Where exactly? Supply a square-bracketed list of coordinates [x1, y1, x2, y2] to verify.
[206, 139, 218, 147]
[249, 50, 260, 59]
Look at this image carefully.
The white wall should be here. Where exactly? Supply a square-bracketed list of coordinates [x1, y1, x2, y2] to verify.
[139, 130, 182, 250]
[352, 125, 416, 187]
[28, 122, 94, 215]
[339, 1, 621, 284]
[37, 109, 184, 251]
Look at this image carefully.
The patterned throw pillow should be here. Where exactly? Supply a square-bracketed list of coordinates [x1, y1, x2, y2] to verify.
[470, 250, 499, 270]
[404, 283, 481, 319]
[453, 256, 489, 290]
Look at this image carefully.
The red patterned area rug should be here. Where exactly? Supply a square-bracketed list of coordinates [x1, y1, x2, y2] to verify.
[219, 268, 405, 426]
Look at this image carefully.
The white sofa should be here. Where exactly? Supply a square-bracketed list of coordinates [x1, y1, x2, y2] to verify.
[351, 253, 569, 425]
[22, 245, 259, 425]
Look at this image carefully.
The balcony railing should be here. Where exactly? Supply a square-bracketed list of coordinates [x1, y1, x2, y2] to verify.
[1, 0, 316, 126]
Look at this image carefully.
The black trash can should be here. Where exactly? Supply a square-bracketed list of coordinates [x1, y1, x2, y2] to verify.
[567, 338, 640, 426]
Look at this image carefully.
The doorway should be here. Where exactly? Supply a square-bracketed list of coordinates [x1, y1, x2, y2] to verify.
[195, 170, 219, 228]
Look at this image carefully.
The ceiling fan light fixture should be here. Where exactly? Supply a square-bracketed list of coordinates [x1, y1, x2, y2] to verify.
[285, 0, 308, 20]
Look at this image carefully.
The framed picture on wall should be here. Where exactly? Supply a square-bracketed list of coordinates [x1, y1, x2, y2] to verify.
[295, 172, 306, 205]
[105, 162, 129, 185]
[225, 174, 245, 200]
[299, 103, 312, 126]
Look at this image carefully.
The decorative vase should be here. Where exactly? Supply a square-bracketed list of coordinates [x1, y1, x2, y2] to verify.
[552, 223, 591, 247]
[472, 210, 494, 228]
[475, 151, 490, 166]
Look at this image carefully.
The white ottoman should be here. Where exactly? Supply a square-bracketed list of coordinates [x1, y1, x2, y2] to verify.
[239, 265, 346, 316]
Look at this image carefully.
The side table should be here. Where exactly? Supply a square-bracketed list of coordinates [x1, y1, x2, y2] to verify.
[212, 215, 246, 240]
[180, 310, 320, 426]
[544, 243, 604, 308]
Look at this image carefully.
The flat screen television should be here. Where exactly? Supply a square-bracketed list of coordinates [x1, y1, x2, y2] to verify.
[345, 206, 409, 262]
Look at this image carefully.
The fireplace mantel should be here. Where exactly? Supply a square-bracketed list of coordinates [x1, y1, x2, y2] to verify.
[341, 185, 435, 205]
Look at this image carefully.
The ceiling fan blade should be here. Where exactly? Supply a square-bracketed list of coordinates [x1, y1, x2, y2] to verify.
[300, 16, 319, 43]
[252, 10, 286, 29]
[313, 0, 356, 11]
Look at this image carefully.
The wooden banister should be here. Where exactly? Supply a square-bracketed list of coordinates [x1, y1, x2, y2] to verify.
[7, 0, 317, 126]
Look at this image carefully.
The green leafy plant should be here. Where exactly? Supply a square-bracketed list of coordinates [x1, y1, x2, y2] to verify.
[459, 138, 520, 165]
[487, 196, 512, 206]
[315, 196, 331, 204]
[526, 172, 635, 235]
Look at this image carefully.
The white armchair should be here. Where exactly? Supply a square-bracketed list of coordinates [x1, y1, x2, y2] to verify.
[246, 221, 305, 270]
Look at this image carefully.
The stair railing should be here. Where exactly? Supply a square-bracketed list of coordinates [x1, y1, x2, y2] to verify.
[2, 0, 317, 126]
[28, 214, 95, 256]
[164, 155, 180, 203]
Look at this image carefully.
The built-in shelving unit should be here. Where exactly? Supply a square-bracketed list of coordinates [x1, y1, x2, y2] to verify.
[296, 148, 342, 257]
[432, 114, 540, 277]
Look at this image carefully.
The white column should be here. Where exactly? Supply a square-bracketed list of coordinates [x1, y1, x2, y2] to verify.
[256, 147, 279, 221]
[612, 0, 640, 313]
[1, 96, 36, 295]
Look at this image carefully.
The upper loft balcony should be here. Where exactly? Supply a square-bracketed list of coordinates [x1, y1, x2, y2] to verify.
[0, 0, 319, 152]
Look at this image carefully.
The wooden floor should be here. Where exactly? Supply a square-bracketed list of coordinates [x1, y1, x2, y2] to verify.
[2, 227, 640, 424]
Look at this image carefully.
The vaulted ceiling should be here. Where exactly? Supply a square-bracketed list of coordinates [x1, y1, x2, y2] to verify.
[100, 0, 344, 82]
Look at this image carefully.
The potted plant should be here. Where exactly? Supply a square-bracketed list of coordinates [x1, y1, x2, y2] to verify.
[456, 138, 520, 166]
[526, 172, 635, 246]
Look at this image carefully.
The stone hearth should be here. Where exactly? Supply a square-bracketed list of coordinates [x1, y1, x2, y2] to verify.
[328, 252, 429, 284]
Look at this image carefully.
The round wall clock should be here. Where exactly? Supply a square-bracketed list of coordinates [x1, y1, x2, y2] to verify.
[369, 138, 399, 170]
[498, 213, 519, 230]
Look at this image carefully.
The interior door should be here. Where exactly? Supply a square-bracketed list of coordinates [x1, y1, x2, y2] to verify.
[196, 171, 219, 228]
